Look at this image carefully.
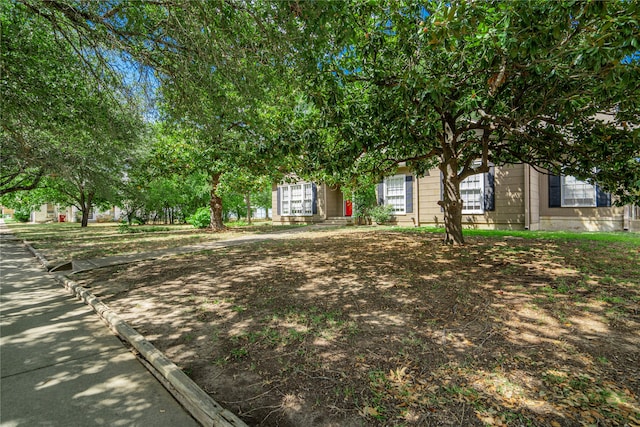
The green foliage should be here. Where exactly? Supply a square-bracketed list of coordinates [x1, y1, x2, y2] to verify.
[369, 205, 394, 224]
[282, 1, 640, 243]
[1, 0, 144, 199]
[353, 185, 377, 221]
[13, 210, 30, 223]
[186, 207, 211, 229]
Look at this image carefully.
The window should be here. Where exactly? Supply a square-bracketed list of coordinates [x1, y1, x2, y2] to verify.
[384, 175, 406, 214]
[460, 173, 485, 214]
[561, 176, 596, 207]
[549, 174, 610, 208]
[279, 183, 313, 216]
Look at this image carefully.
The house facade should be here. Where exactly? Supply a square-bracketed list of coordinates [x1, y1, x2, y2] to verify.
[272, 164, 640, 232]
[29, 204, 123, 223]
[271, 182, 354, 225]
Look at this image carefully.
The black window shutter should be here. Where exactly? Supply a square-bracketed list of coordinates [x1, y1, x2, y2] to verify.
[484, 166, 495, 211]
[596, 185, 611, 207]
[405, 175, 413, 213]
[277, 187, 281, 215]
[377, 183, 385, 205]
[548, 175, 561, 208]
[312, 183, 318, 214]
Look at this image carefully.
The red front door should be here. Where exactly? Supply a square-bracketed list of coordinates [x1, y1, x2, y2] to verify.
[345, 200, 353, 217]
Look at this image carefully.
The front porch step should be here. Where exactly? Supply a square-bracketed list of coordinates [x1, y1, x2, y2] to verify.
[321, 217, 354, 226]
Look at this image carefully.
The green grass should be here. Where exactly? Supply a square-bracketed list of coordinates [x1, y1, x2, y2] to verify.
[3, 221, 304, 263]
[398, 226, 640, 245]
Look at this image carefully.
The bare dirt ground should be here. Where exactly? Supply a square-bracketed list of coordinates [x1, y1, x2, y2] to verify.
[74, 229, 640, 426]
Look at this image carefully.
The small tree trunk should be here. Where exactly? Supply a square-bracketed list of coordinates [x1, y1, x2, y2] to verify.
[79, 192, 93, 228]
[209, 173, 225, 231]
[81, 209, 89, 227]
[245, 193, 252, 225]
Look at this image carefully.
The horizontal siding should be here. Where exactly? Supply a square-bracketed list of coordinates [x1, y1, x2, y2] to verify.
[529, 166, 540, 227]
[539, 216, 625, 232]
[417, 165, 525, 227]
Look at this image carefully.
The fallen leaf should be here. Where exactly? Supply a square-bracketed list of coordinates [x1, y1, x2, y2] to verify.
[362, 406, 379, 417]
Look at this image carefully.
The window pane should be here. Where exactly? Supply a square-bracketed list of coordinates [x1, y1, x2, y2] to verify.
[384, 175, 405, 214]
[561, 176, 595, 207]
[291, 200, 302, 214]
[291, 185, 302, 200]
[460, 173, 483, 213]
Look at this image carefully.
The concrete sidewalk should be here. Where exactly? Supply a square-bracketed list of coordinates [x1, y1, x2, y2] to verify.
[0, 224, 200, 426]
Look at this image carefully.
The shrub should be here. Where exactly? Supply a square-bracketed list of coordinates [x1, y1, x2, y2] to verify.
[352, 185, 377, 223]
[369, 204, 394, 224]
[13, 210, 30, 222]
[187, 207, 211, 229]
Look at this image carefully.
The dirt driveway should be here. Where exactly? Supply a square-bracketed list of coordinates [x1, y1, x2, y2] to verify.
[75, 229, 640, 426]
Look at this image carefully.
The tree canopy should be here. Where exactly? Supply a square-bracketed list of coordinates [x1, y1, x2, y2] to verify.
[278, 0, 640, 243]
[3, 0, 639, 240]
[1, 0, 144, 227]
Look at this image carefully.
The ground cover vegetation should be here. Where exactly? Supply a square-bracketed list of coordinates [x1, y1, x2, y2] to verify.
[5, 220, 279, 265]
[71, 228, 640, 426]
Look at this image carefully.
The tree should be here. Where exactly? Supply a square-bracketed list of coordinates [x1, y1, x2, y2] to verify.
[281, 1, 640, 244]
[7, 1, 312, 231]
[219, 171, 272, 224]
[1, 0, 84, 195]
[150, 2, 296, 231]
[1, 0, 145, 216]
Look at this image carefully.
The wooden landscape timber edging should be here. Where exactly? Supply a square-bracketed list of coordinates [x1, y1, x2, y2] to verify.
[24, 242, 55, 271]
[20, 240, 247, 427]
[54, 274, 249, 427]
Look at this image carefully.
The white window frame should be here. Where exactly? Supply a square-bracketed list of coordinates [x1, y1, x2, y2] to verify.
[279, 182, 313, 216]
[384, 175, 406, 215]
[561, 176, 596, 207]
[460, 172, 485, 214]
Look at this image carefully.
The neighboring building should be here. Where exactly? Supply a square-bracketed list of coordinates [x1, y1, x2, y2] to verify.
[272, 164, 640, 232]
[29, 204, 123, 223]
[1, 206, 15, 217]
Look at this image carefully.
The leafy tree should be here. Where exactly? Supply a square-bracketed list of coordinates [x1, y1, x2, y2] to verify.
[0, 186, 53, 220]
[6, 1, 311, 231]
[25, 0, 300, 231]
[281, 1, 640, 244]
[2, 1, 145, 195]
[252, 185, 273, 214]
[1, 0, 84, 195]
[219, 171, 272, 224]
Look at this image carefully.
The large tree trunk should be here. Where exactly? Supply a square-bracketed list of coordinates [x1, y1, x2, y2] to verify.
[439, 171, 464, 245]
[438, 126, 465, 245]
[245, 193, 252, 225]
[209, 173, 225, 231]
